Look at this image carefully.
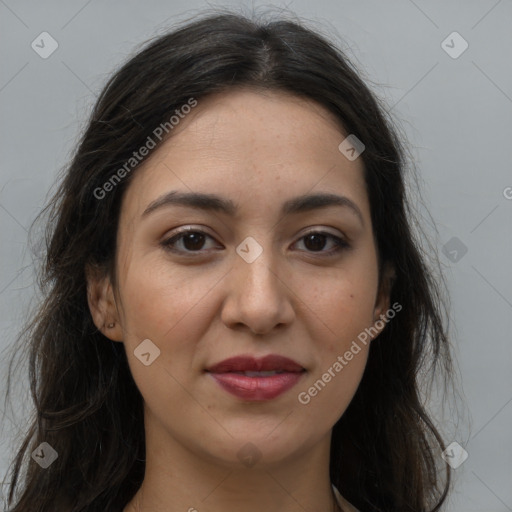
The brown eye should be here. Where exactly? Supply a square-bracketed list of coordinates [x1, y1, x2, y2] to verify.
[161, 229, 219, 254]
[294, 231, 349, 255]
[180, 232, 207, 251]
[161, 228, 349, 257]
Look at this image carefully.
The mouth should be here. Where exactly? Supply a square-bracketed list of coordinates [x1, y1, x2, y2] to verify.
[224, 370, 298, 376]
[205, 354, 306, 401]
[205, 354, 305, 373]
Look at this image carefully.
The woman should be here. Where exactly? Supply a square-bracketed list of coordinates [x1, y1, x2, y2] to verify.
[4, 10, 455, 512]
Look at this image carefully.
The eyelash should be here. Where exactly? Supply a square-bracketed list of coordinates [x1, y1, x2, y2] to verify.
[160, 228, 350, 257]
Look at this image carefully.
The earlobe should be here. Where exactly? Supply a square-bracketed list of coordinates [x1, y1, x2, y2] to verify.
[85, 263, 123, 342]
[373, 262, 396, 322]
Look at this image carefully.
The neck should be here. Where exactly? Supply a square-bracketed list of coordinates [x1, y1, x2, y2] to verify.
[125, 413, 339, 512]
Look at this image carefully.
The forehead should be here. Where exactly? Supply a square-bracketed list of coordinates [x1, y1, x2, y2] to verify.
[120, 88, 369, 222]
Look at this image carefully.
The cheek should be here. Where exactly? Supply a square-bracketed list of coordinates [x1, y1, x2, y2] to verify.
[117, 260, 211, 418]
[296, 345, 369, 430]
[295, 265, 378, 352]
[294, 278, 374, 423]
[120, 257, 213, 336]
[118, 257, 221, 379]
[291, 260, 377, 419]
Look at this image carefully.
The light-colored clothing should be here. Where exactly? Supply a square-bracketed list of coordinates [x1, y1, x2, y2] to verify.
[332, 484, 360, 512]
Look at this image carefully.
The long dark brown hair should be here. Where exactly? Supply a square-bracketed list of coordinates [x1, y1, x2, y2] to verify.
[3, 8, 456, 511]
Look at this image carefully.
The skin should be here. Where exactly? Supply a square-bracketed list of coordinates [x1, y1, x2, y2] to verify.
[87, 88, 394, 512]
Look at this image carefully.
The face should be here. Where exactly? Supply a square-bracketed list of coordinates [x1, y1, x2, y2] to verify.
[88, 88, 392, 468]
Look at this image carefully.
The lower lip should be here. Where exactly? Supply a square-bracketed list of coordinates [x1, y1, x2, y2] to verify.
[207, 372, 305, 401]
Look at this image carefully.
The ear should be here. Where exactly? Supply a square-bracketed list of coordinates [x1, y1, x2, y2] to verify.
[372, 261, 396, 330]
[85, 263, 123, 342]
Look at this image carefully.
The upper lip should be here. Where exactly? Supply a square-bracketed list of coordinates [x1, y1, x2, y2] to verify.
[206, 354, 305, 373]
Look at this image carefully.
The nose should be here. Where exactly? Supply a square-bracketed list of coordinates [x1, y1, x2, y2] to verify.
[220, 246, 295, 335]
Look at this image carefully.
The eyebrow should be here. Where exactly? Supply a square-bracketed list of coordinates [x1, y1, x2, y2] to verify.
[142, 191, 364, 225]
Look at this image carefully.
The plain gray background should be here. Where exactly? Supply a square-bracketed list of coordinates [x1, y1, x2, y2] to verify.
[1, 1, 511, 511]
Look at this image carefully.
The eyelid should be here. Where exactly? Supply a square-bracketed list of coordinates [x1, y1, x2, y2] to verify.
[160, 225, 220, 253]
[160, 225, 350, 256]
[300, 226, 347, 239]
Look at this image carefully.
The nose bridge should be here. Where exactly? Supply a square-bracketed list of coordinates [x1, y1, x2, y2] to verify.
[223, 235, 294, 333]
[235, 236, 282, 300]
